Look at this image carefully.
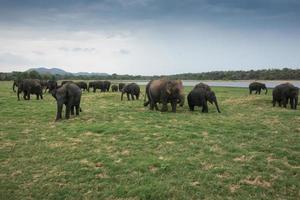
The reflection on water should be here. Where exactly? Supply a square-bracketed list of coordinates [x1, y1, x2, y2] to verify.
[121, 80, 300, 88]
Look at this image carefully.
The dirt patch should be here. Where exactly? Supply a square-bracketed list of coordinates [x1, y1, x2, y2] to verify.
[202, 131, 208, 137]
[48, 141, 65, 148]
[82, 131, 99, 137]
[191, 181, 200, 186]
[229, 184, 240, 193]
[210, 144, 224, 154]
[216, 172, 230, 179]
[120, 150, 130, 156]
[201, 162, 214, 170]
[80, 159, 95, 168]
[233, 155, 254, 162]
[95, 173, 109, 179]
[148, 165, 158, 173]
[11, 170, 22, 177]
[241, 176, 271, 188]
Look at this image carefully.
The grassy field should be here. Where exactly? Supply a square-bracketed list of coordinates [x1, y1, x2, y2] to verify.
[0, 81, 299, 200]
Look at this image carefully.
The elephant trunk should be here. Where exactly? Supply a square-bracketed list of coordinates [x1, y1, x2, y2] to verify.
[214, 99, 221, 113]
[13, 82, 16, 92]
[179, 94, 185, 107]
[121, 91, 124, 101]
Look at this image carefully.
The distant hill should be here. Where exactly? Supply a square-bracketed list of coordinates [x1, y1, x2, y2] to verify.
[27, 67, 109, 76]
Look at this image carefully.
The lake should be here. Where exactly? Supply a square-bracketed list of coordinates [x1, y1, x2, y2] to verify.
[120, 80, 300, 88]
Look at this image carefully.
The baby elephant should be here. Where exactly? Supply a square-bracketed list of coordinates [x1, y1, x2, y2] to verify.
[121, 83, 140, 101]
[249, 82, 267, 94]
[51, 83, 82, 121]
[188, 83, 221, 113]
[111, 84, 118, 92]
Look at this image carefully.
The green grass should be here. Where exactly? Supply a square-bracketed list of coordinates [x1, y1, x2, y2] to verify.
[0, 81, 299, 200]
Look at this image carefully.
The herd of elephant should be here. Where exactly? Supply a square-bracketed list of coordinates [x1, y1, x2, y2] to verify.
[12, 79, 298, 121]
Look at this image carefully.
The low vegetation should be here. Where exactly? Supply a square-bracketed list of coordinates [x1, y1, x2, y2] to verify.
[0, 81, 299, 199]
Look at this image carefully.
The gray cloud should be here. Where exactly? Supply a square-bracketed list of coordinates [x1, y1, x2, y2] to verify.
[0, 52, 33, 66]
[119, 49, 130, 55]
[0, 0, 299, 31]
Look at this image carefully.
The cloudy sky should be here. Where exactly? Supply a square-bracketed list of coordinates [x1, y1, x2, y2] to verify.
[0, 0, 299, 75]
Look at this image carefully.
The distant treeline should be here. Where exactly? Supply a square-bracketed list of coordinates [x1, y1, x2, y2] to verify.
[0, 68, 299, 81]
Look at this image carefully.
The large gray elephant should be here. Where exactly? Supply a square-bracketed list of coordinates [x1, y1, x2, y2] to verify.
[121, 83, 140, 101]
[17, 79, 43, 101]
[144, 79, 185, 112]
[249, 82, 267, 94]
[51, 82, 82, 121]
[88, 81, 108, 92]
[273, 83, 299, 109]
[187, 83, 221, 113]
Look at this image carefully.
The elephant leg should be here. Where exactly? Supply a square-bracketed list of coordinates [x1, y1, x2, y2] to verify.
[131, 93, 135, 100]
[189, 104, 194, 111]
[202, 101, 208, 113]
[282, 97, 287, 108]
[27, 93, 30, 100]
[127, 93, 130, 101]
[272, 99, 276, 107]
[56, 103, 63, 121]
[76, 105, 80, 115]
[40, 94, 43, 100]
[150, 101, 154, 110]
[249, 90, 252, 94]
[161, 99, 168, 112]
[71, 106, 75, 115]
[258, 89, 261, 94]
[23, 92, 27, 100]
[154, 103, 159, 110]
[65, 103, 71, 119]
[171, 100, 177, 112]
[17, 89, 21, 101]
[36, 94, 39, 100]
[93, 88, 96, 93]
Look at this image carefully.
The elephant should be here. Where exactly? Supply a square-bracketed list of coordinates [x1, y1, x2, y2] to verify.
[144, 79, 185, 112]
[17, 79, 43, 101]
[51, 82, 82, 121]
[272, 83, 299, 109]
[88, 81, 106, 92]
[249, 82, 268, 94]
[119, 83, 125, 92]
[13, 80, 20, 92]
[194, 82, 211, 91]
[75, 81, 88, 92]
[61, 80, 73, 86]
[111, 84, 118, 92]
[40, 80, 48, 91]
[187, 83, 221, 113]
[121, 83, 140, 101]
[104, 81, 111, 92]
[44, 80, 58, 93]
